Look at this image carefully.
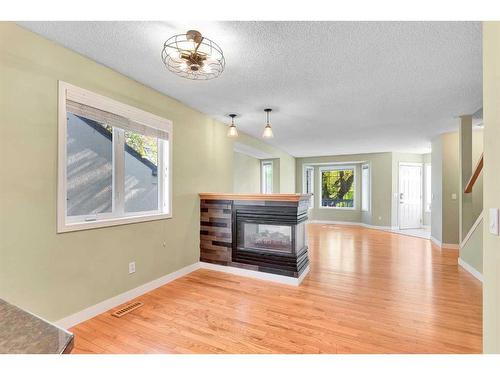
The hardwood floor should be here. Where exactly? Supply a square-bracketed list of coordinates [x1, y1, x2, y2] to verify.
[70, 224, 483, 354]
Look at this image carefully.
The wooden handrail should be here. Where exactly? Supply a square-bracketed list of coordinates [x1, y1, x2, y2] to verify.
[464, 153, 483, 193]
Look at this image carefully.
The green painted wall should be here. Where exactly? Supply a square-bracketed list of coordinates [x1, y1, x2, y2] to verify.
[472, 128, 484, 222]
[460, 220, 483, 274]
[295, 152, 393, 227]
[431, 137, 443, 242]
[442, 133, 460, 245]
[483, 21, 500, 354]
[236, 133, 295, 193]
[0, 23, 295, 322]
[233, 152, 261, 193]
[431, 129, 482, 246]
[431, 132, 460, 245]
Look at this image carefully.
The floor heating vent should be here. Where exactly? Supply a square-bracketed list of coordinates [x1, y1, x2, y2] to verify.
[111, 301, 143, 318]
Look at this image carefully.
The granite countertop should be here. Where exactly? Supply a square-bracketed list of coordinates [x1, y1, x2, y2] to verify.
[0, 299, 74, 354]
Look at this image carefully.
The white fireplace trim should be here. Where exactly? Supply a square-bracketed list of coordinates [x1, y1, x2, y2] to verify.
[199, 261, 309, 286]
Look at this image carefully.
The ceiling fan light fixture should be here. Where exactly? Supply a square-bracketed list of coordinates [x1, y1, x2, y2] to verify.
[161, 29, 225, 80]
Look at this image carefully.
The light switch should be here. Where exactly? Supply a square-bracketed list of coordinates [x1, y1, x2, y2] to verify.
[489, 208, 499, 236]
[451, 193, 457, 200]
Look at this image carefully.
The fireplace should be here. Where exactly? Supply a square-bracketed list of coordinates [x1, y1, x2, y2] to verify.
[232, 202, 309, 277]
[199, 193, 310, 281]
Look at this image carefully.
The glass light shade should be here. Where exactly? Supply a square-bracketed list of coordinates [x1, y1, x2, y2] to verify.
[262, 124, 274, 138]
[227, 125, 238, 137]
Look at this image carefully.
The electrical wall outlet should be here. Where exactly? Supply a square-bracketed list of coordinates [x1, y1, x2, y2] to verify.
[451, 193, 457, 200]
[489, 208, 499, 236]
[128, 261, 136, 274]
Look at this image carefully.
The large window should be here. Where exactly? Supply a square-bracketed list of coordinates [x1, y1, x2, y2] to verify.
[319, 166, 355, 209]
[303, 166, 314, 208]
[261, 161, 273, 194]
[424, 164, 432, 212]
[58, 82, 172, 232]
[361, 164, 370, 212]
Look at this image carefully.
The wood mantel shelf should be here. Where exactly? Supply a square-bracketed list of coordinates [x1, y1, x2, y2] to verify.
[464, 153, 484, 193]
[199, 193, 311, 202]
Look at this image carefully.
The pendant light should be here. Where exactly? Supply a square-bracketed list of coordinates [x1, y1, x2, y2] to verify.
[227, 114, 239, 138]
[262, 108, 274, 138]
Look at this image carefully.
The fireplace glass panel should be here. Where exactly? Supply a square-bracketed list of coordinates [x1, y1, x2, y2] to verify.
[295, 222, 305, 252]
[243, 223, 292, 253]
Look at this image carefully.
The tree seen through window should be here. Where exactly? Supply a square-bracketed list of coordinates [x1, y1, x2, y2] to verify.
[321, 168, 355, 208]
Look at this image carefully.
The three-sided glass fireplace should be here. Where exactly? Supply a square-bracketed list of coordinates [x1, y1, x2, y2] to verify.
[232, 203, 308, 277]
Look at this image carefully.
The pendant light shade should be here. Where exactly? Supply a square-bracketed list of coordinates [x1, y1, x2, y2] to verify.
[262, 108, 274, 138]
[227, 114, 239, 138]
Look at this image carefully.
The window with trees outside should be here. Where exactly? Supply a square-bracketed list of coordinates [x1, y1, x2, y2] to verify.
[58, 82, 172, 232]
[319, 166, 355, 209]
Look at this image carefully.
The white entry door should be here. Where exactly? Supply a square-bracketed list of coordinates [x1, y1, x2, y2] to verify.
[398, 163, 423, 229]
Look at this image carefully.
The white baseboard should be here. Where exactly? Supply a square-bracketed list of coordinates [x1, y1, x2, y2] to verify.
[308, 219, 393, 231]
[55, 260, 310, 329]
[199, 262, 309, 286]
[458, 258, 483, 282]
[430, 236, 459, 249]
[54, 262, 201, 329]
[430, 236, 442, 247]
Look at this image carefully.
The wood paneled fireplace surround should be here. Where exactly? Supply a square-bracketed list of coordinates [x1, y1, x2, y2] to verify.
[199, 193, 311, 283]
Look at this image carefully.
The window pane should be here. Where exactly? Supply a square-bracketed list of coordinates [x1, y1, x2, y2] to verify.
[321, 168, 355, 208]
[262, 162, 273, 194]
[124, 131, 159, 213]
[362, 166, 369, 211]
[266, 165, 272, 193]
[66, 113, 113, 216]
[305, 167, 314, 208]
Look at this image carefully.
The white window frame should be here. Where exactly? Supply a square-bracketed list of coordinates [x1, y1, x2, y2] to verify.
[261, 160, 273, 194]
[361, 164, 370, 212]
[424, 163, 432, 213]
[57, 81, 173, 233]
[318, 165, 356, 210]
[303, 165, 314, 208]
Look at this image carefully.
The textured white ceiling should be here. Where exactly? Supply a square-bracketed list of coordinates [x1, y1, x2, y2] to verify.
[18, 21, 482, 157]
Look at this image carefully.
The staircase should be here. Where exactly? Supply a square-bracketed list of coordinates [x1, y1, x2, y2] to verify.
[459, 152, 484, 282]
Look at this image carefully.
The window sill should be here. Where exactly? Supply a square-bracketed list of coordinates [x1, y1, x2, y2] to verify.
[319, 206, 356, 211]
[57, 212, 172, 233]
